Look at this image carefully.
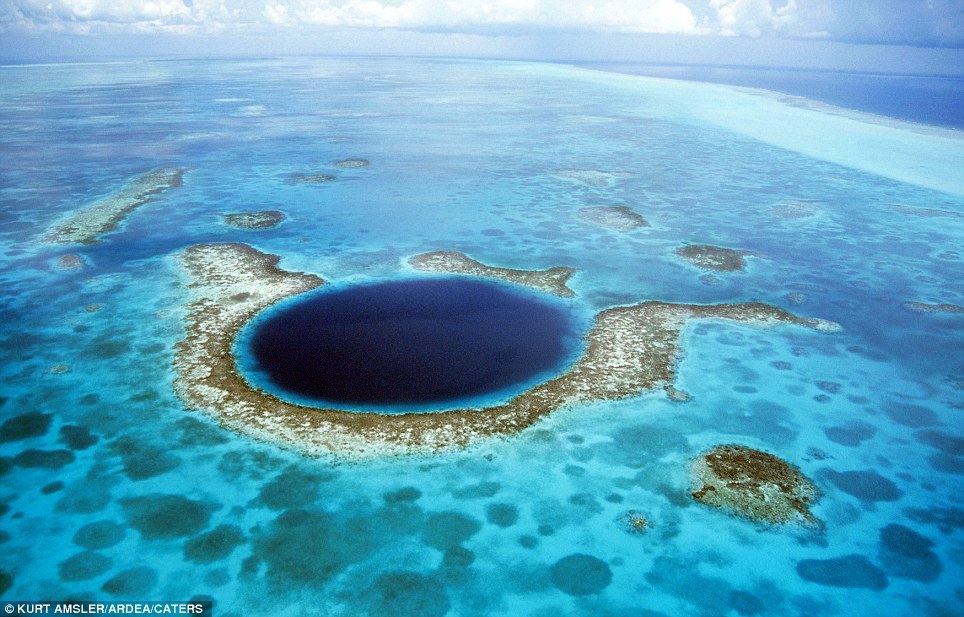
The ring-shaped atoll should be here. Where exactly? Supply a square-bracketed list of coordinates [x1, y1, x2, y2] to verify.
[173, 243, 840, 459]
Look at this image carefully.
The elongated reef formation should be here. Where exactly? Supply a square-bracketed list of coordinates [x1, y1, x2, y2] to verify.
[174, 243, 839, 458]
[42, 167, 186, 244]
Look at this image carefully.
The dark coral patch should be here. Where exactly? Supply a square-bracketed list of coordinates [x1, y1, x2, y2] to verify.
[121, 494, 215, 540]
[73, 521, 126, 550]
[550, 554, 612, 596]
[183, 525, 246, 564]
[384, 487, 422, 504]
[442, 546, 475, 569]
[486, 503, 519, 528]
[824, 421, 877, 447]
[819, 469, 903, 504]
[796, 555, 888, 590]
[59, 551, 113, 582]
[110, 436, 181, 480]
[884, 402, 939, 428]
[0, 412, 53, 442]
[915, 430, 964, 455]
[452, 481, 500, 499]
[0, 569, 11, 595]
[101, 567, 158, 597]
[59, 425, 99, 450]
[56, 478, 114, 514]
[175, 417, 230, 447]
[365, 571, 450, 617]
[13, 448, 74, 469]
[905, 506, 964, 534]
[249, 509, 377, 589]
[422, 512, 481, 550]
[42, 481, 65, 495]
[255, 465, 335, 510]
[878, 524, 942, 582]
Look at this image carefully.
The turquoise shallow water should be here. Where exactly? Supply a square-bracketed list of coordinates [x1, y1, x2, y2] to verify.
[0, 56, 962, 616]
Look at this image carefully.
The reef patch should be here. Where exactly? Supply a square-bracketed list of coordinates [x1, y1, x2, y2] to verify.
[552, 169, 634, 188]
[578, 205, 649, 231]
[41, 167, 186, 244]
[676, 244, 758, 273]
[690, 444, 821, 527]
[173, 243, 839, 458]
[409, 250, 576, 298]
[903, 302, 964, 313]
[287, 173, 336, 184]
[223, 211, 285, 230]
[334, 158, 370, 168]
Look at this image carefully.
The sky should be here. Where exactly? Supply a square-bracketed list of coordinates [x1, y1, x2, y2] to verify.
[0, 0, 963, 72]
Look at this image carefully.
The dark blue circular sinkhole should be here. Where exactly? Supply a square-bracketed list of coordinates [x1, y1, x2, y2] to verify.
[244, 277, 580, 409]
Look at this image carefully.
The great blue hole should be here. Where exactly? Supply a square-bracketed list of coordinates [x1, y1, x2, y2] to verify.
[241, 277, 581, 410]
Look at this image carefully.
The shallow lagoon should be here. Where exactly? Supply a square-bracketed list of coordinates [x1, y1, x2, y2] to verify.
[0, 56, 962, 616]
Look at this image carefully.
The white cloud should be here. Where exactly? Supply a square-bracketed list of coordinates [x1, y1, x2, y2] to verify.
[0, 0, 704, 34]
[1, 0, 962, 47]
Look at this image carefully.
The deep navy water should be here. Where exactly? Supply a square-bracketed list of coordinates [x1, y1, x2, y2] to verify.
[581, 62, 964, 130]
[0, 56, 962, 616]
[246, 278, 578, 406]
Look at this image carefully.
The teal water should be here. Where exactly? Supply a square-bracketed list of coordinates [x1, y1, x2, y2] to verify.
[0, 56, 962, 616]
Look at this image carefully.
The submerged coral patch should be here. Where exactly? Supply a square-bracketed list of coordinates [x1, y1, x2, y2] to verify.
[878, 523, 942, 582]
[41, 167, 186, 244]
[0, 411, 53, 443]
[120, 494, 215, 540]
[101, 567, 158, 597]
[819, 469, 903, 504]
[183, 524, 246, 564]
[249, 508, 377, 589]
[769, 199, 822, 219]
[223, 211, 285, 230]
[690, 444, 821, 527]
[58, 551, 113, 582]
[173, 243, 838, 458]
[796, 555, 888, 590]
[13, 448, 75, 469]
[364, 571, 450, 617]
[73, 520, 126, 550]
[549, 553, 612, 596]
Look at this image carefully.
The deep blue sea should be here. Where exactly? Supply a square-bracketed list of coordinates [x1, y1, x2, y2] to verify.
[0, 56, 962, 616]
[579, 62, 964, 130]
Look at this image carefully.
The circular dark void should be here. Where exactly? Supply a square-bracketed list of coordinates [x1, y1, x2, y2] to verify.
[248, 277, 578, 407]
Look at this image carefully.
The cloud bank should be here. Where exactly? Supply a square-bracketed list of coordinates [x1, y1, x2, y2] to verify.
[1, 0, 962, 47]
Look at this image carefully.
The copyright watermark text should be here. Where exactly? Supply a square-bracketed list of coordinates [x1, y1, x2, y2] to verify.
[3, 602, 211, 615]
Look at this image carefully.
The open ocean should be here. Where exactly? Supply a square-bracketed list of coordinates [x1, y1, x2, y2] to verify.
[0, 56, 962, 616]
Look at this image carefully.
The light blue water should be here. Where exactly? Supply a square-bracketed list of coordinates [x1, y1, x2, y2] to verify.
[0, 56, 962, 616]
